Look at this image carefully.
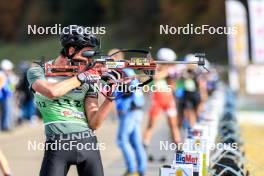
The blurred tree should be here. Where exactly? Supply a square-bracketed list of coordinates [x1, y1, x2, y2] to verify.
[0, 0, 105, 41]
[158, 0, 227, 63]
[0, 0, 227, 63]
[107, 0, 160, 47]
[59, 0, 104, 25]
[0, 0, 24, 40]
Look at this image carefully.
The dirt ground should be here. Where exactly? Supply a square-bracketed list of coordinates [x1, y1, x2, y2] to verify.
[239, 111, 264, 176]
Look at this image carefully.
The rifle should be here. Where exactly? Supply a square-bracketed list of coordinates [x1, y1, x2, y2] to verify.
[44, 49, 208, 99]
[45, 49, 208, 78]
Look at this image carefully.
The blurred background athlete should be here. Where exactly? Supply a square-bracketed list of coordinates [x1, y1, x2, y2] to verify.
[143, 48, 181, 151]
[108, 49, 147, 176]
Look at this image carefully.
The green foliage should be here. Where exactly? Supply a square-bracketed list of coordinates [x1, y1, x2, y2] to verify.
[0, 38, 59, 64]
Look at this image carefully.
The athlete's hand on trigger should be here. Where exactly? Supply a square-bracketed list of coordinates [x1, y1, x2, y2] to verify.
[100, 70, 124, 101]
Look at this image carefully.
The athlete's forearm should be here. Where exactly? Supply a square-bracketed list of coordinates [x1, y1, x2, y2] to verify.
[0, 75, 6, 89]
[32, 76, 81, 98]
[89, 99, 113, 130]
[51, 76, 81, 97]
[154, 70, 168, 80]
[0, 150, 11, 176]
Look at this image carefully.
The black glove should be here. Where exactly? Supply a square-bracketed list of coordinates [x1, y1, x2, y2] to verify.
[101, 70, 124, 101]
[101, 70, 123, 83]
[77, 70, 101, 85]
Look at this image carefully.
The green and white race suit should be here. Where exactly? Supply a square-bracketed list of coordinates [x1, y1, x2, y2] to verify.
[27, 63, 97, 137]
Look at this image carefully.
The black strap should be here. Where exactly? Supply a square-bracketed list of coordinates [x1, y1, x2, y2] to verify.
[33, 57, 46, 67]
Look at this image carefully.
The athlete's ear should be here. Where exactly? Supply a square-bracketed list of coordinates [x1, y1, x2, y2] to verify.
[68, 47, 76, 56]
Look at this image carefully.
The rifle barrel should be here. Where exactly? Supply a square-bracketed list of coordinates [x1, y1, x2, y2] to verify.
[154, 61, 198, 64]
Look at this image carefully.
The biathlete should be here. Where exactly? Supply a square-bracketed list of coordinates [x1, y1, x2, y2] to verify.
[27, 25, 119, 176]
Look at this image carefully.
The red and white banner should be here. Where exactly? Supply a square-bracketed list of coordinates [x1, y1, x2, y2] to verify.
[226, 0, 249, 66]
[248, 0, 264, 63]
